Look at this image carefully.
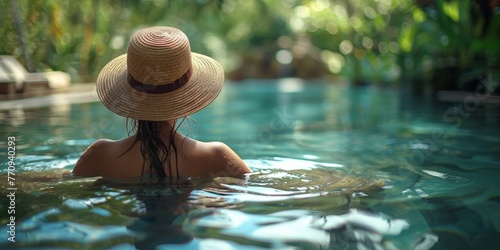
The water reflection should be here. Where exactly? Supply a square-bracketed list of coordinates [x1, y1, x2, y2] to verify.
[179, 208, 436, 250]
[125, 183, 195, 249]
[0, 163, 429, 249]
[0, 108, 26, 127]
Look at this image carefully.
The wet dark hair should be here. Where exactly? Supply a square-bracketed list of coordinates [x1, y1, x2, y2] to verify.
[125, 118, 187, 183]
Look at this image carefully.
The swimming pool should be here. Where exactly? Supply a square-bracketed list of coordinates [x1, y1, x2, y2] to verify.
[1, 79, 499, 249]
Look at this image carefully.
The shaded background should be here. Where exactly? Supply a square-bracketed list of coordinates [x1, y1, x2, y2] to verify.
[1, 0, 499, 95]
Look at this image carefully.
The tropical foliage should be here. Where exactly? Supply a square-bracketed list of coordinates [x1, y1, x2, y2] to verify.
[1, 0, 498, 90]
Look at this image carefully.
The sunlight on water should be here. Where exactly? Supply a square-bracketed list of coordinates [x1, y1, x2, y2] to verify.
[0, 168, 418, 249]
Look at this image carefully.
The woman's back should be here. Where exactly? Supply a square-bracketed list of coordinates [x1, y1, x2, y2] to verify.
[73, 132, 250, 179]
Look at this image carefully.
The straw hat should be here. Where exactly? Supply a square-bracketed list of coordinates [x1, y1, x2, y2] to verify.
[96, 26, 224, 121]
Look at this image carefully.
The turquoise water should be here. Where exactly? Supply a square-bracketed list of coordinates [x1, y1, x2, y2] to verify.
[1, 80, 500, 249]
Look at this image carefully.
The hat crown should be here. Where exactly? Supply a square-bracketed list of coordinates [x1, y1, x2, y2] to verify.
[127, 27, 192, 86]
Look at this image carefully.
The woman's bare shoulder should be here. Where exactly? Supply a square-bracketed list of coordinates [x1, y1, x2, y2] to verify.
[199, 141, 251, 177]
[72, 139, 114, 177]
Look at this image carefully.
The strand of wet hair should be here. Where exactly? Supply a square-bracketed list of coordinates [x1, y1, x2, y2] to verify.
[119, 118, 191, 184]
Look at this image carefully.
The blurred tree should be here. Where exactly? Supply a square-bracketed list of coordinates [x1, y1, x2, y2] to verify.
[403, 0, 500, 93]
[0, 0, 498, 93]
[290, 0, 414, 84]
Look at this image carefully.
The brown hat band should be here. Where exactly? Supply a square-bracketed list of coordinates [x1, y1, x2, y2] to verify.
[127, 68, 193, 94]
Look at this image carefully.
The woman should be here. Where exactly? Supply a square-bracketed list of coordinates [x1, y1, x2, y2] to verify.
[73, 26, 251, 181]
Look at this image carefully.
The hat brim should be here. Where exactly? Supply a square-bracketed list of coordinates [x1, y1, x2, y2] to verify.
[96, 53, 224, 121]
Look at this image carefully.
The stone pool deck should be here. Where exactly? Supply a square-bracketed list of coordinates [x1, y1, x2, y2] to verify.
[0, 84, 98, 110]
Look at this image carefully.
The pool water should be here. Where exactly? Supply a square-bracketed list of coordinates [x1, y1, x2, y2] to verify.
[1, 79, 500, 249]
